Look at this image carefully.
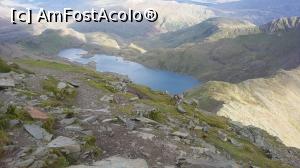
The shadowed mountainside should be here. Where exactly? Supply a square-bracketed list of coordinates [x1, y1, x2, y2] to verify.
[137, 17, 300, 83]
[138, 17, 259, 48]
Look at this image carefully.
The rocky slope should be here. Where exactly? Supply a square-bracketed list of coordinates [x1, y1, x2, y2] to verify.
[187, 66, 300, 149]
[0, 56, 299, 168]
[261, 16, 300, 33]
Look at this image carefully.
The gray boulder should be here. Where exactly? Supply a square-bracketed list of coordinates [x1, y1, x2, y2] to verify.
[24, 124, 53, 141]
[47, 136, 81, 153]
[177, 105, 186, 113]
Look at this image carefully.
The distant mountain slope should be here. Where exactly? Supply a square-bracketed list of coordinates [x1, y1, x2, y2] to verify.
[139, 17, 259, 48]
[71, 0, 215, 39]
[21, 29, 86, 55]
[0, 17, 32, 42]
[187, 66, 300, 149]
[137, 17, 300, 83]
[207, 0, 300, 24]
[261, 16, 300, 33]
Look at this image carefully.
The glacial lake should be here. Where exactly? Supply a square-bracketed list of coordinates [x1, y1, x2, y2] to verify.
[58, 48, 200, 94]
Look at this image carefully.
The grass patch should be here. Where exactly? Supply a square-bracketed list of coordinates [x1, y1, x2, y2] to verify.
[128, 83, 174, 104]
[147, 111, 166, 123]
[42, 76, 77, 105]
[42, 116, 55, 133]
[201, 129, 289, 168]
[5, 105, 32, 122]
[83, 135, 102, 158]
[46, 149, 69, 168]
[0, 58, 11, 73]
[63, 109, 75, 118]
[85, 78, 117, 93]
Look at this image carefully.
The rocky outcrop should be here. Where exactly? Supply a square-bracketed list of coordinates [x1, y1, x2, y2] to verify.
[261, 16, 300, 33]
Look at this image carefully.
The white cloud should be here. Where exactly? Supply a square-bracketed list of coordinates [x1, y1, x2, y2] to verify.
[0, 0, 40, 9]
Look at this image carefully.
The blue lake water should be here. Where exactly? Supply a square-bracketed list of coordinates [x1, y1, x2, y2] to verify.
[58, 48, 200, 94]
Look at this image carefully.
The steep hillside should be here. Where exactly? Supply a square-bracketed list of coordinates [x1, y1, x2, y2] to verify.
[137, 18, 300, 82]
[139, 17, 259, 48]
[187, 66, 300, 149]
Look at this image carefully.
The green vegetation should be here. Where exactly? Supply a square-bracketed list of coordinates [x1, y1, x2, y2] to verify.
[46, 149, 69, 168]
[63, 109, 75, 119]
[82, 135, 102, 158]
[85, 78, 118, 93]
[42, 76, 77, 105]
[0, 105, 33, 157]
[42, 116, 56, 133]
[0, 58, 11, 73]
[128, 83, 174, 104]
[5, 105, 32, 122]
[139, 28, 300, 82]
[201, 129, 289, 168]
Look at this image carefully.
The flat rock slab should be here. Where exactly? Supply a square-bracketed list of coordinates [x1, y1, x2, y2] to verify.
[134, 117, 159, 125]
[0, 78, 15, 87]
[24, 124, 53, 141]
[26, 106, 49, 121]
[68, 156, 148, 168]
[136, 132, 156, 140]
[47, 136, 81, 153]
[171, 131, 189, 138]
[60, 118, 76, 125]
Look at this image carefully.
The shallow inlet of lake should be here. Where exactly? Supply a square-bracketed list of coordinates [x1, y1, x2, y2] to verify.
[58, 48, 200, 94]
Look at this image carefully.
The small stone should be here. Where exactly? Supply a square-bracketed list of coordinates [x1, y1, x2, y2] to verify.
[82, 130, 93, 136]
[130, 97, 139, 102]
[126, 120, 136, 130]
[202, 126, 209, 133]
[135, 131, 155, 140]
[57, 82, 67, 90]
[82, 116, 98, 123]
[25, 106, 49, 121]
[0, 75, 15, 88]
[190, 146, 209, 155]
[9, 119, 20, 127]
[65, 125, 83, 132]
[228, 138, 242, 147]
[60, 118, 76, 125]
[100, 95, 114, 102]
[33, 147, 48, 158]
[67, 81, 80, 88]
[24, 124, 53, 141]
[15, 158, 34, 168]
[102, 118, 118, 123]
[171, 131, 189, 139]
[134, 117, 159, 125]
[194, 126, 203, 130]
[40, 95, 48, 101]
[177, 105, 186, 113]
[218, 130, 228, 142]
[47, 136, 81, 153]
